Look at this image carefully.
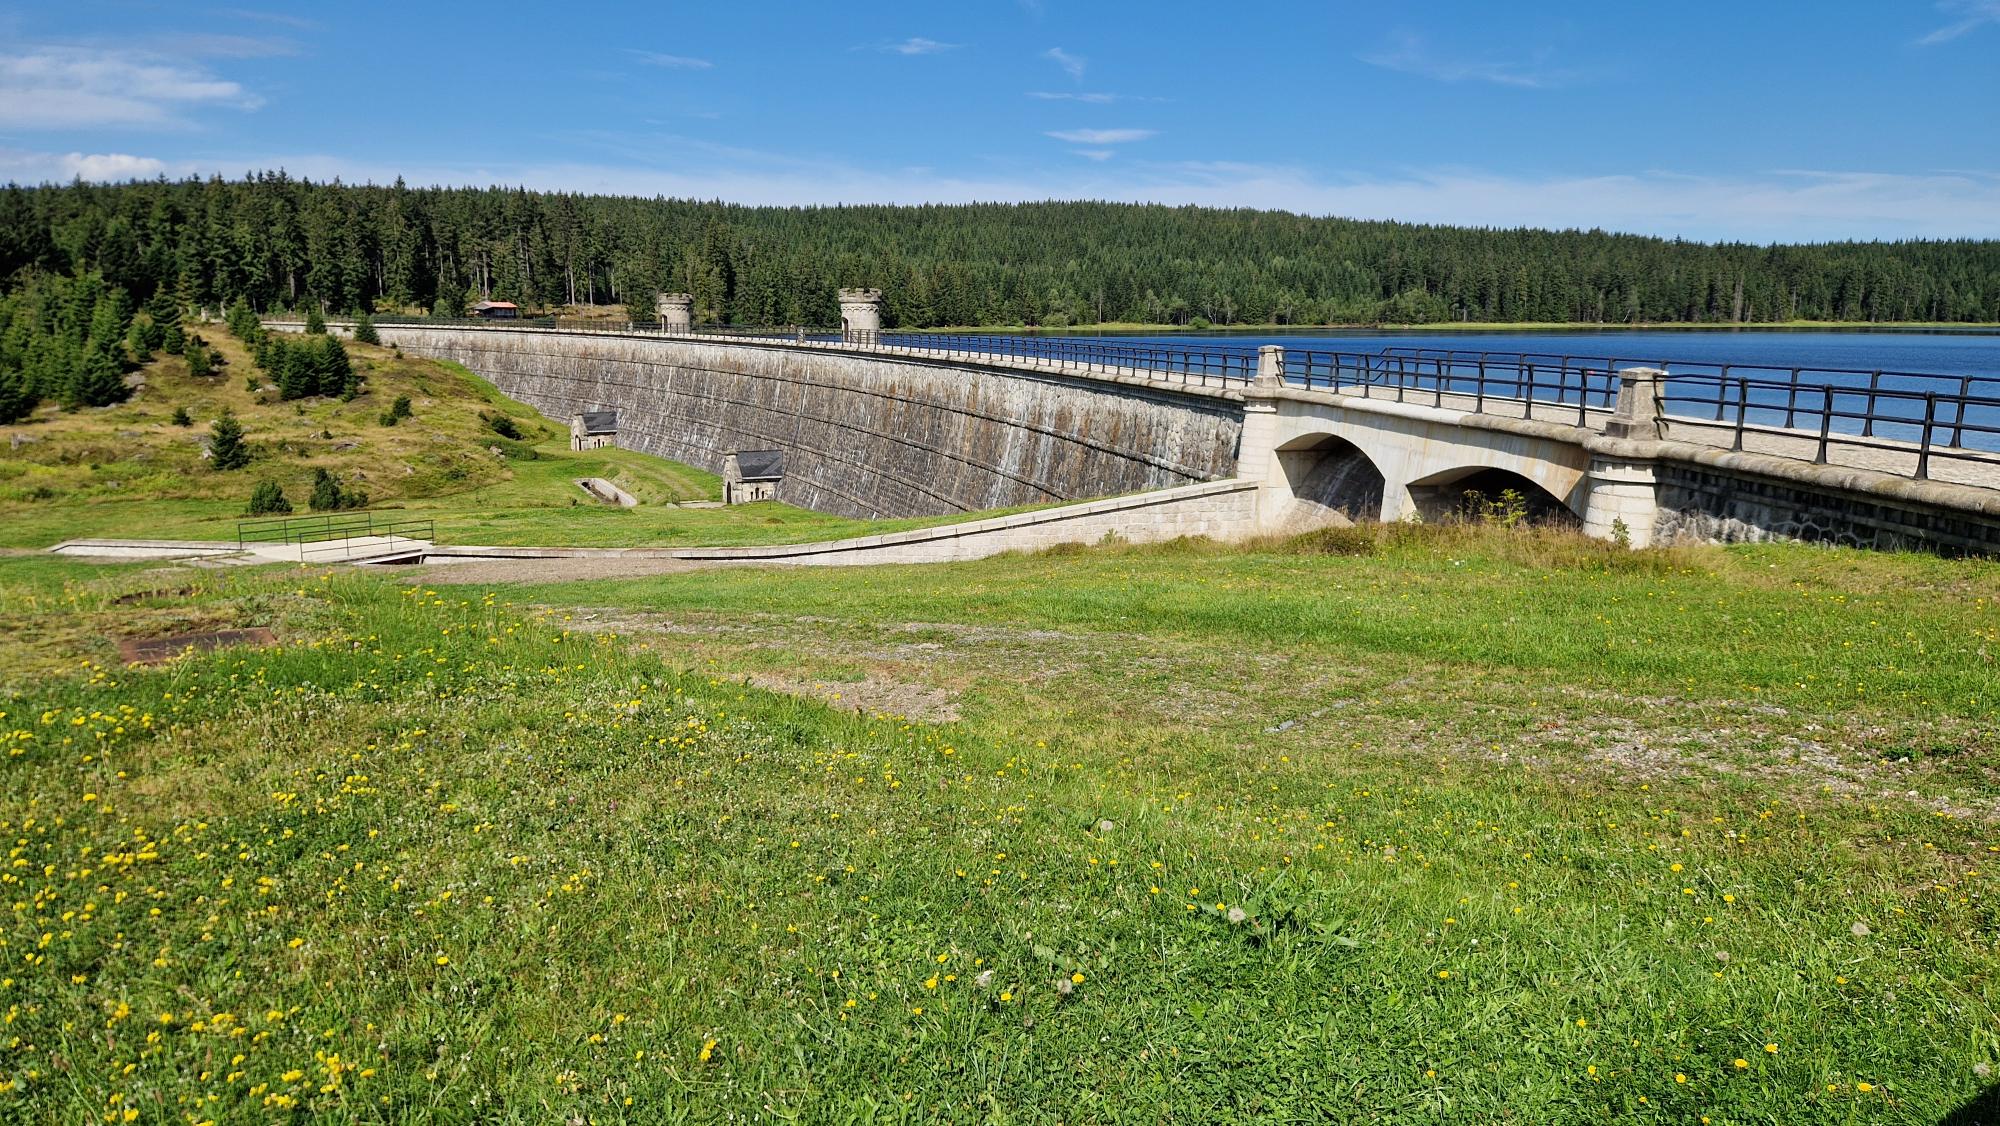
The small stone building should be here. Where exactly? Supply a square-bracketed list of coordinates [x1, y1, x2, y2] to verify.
[723, 449, 784, 504]
[570, 411, 618, 451]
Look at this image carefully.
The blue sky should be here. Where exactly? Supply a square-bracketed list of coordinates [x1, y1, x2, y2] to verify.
[2, 1, 1997, 243]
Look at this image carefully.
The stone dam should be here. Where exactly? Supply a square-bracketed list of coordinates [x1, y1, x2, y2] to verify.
[274, 318, 2000, 558]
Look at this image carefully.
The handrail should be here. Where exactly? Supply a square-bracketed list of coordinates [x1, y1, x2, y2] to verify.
[262, 318, 2000, 475]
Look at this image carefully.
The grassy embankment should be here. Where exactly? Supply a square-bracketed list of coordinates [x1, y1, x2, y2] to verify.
[0, 330, 991, 551]
[1, 525, 1996, 1122]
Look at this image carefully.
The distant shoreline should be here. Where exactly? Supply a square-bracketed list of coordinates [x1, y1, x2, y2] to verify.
[905, 320, 2000, 334]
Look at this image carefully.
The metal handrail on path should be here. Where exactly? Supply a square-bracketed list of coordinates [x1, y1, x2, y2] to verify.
[236, 512, 436, 559]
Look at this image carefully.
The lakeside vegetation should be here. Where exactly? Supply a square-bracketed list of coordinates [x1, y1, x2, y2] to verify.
[6, 181, 1998, 331]
[1, 526, 1995, 1122]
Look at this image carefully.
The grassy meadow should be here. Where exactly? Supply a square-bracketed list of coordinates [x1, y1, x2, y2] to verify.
[0, 330, 976, 552]
[1, 524, 1997, 1123]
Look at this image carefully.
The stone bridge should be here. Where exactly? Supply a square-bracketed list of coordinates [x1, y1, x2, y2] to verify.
[280, 314, 2000, 555]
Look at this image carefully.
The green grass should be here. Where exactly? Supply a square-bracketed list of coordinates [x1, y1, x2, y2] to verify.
[3, 527, 1997, 1122]
[0, 337, 1012, 552]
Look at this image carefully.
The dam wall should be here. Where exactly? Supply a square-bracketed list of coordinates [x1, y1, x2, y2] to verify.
[365, 325, 1244, 519]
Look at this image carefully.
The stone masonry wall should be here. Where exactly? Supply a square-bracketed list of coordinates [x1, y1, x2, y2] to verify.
[373, 326, 1243, 518]
[1654, 461, 2000, 554]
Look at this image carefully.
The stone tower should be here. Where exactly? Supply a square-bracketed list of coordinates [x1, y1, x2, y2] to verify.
[838, 288, 883, 336]
[655, 292, 693, 331]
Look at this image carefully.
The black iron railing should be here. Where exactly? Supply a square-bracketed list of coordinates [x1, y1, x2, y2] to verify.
[237, 512, 435, 558]
[266, 317, 2000, 477]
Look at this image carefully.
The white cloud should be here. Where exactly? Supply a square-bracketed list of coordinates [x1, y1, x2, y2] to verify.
[0, 148, 178, 183]
[1045, 128, 1156, 144]
[627, 50, 713, 69]
[1042, 47, 1085, 81]
[16, 143, 1997, 243]
[883, 37, 958, 55]
[0, 46, 258, 129]
[1917, 0, 2000, 44]
[1358, 33, 1574, 89]
[1072, 149, 1115, 161]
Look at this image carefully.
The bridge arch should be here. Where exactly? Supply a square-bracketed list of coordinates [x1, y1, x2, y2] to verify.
[1405, 465, 1581, 526]
[1272, 433, 1387, 525]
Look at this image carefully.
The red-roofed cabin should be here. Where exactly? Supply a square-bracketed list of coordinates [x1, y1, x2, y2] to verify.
[471, 300, 520, 319]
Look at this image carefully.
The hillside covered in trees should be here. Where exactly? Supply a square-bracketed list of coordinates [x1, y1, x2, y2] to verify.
[3, 175, 1998, 329]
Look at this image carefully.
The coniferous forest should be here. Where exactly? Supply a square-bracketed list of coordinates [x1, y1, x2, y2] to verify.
[3, 175, 1999, 333]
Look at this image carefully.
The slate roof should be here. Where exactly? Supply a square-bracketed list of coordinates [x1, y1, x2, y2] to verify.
[733, 449, 785, 480]
[577, 411, 618, 434]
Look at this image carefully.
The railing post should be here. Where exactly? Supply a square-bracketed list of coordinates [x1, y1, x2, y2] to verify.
[1917, 392, 1935, 479]
[1604, 367, 1668, 440]
[1814, 386, 1834, 463]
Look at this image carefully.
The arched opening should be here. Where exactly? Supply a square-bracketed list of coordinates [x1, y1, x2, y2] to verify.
[1275, 434, 1387, 525]
[1407, 466, 1579, 527]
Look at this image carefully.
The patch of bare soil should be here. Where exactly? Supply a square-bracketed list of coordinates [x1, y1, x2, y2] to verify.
[376, 556, 714, 585]
[118, 627, 277, 665]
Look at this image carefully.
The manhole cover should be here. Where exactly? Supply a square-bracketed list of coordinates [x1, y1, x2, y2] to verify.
[117, 627, 277, 665]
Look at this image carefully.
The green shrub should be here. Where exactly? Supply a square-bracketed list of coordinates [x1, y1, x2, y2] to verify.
[380, 394, 412, 427]
[352, 314, 380, 346]
[482, 411, 523, 440]
[170, 406, 192, 427]
[245, 479, 292, 515]
[308, 467, 368, 511]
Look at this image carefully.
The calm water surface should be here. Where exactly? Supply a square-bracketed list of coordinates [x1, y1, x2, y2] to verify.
[1054, 328, 2000, 379]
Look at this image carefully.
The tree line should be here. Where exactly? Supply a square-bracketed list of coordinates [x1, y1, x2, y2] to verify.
[2, 175, 1997, 330]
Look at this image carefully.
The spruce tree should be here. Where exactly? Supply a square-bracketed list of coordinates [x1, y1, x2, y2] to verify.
[0, 364, 33, 423]
[186, 343, 213, 378]
[65, 343, 128, 409]
[209, 410, 250, 470]
[352, 313, 380, 345]
[316, 336, 355, 397]
[304, 306, 326, 334]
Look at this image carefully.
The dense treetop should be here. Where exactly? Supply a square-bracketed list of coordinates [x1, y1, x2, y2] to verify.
[3, 175, 1997, 328]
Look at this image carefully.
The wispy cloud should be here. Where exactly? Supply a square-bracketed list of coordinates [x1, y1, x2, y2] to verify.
[1042, 47, 1085, 81]
[1029, 91, 1166, 104]
[881, 37, 958, 55]
[1358, 33, 1572, 89]
[0, 46, 259, 129]
[210, 8, 319, 31]
[28, 146, 1993, 242]
[1917, 0, 2000, 44]
[154, 33, 298, 59]
[626, 50, 713, 70]
[1045, 128, 1155, 144]
[1071, 149, 1115, 161]
[0, 148, 176, 182]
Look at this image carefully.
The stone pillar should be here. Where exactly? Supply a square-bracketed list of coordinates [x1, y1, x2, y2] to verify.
[656, 293, 693, 332]
[1581, 456, 1662, 548]
[1605, 366, 1667, 440]
[1239, 347, 1290, 531]
[838, 288, 883, 338]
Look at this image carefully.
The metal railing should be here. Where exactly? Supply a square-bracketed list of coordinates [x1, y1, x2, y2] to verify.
[266, 317, 2000, 478]
[237, 513, 436, 559]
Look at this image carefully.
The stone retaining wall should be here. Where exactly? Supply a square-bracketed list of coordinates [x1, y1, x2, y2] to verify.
[365, 325, 1243, 519]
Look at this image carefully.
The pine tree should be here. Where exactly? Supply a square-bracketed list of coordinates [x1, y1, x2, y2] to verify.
[208, 410, 250, 470]
[245, 479, 291, 515]
[352, 312, 379, 345]
[304, 306, 326, 334]
[315, 336, 354, 397]
[170, 405, 192, 427]
[64, 342, 128, 409]
[186, 343, 213, 378]
[0, 363, 33, 423]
